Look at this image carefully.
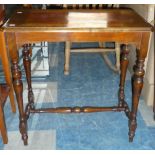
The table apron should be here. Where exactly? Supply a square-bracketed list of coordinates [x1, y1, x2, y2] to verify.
[14, 31, 142, 45]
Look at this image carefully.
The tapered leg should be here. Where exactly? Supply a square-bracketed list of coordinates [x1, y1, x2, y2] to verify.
[22, 44, 34, 119]
[6, 33, 28, 145]
[129, 32, 150, 142]
[64, 41, 71, 75]
[118, 44, 130, 117]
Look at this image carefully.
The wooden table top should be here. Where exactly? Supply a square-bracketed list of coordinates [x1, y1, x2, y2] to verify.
[3, 9, 153, 32]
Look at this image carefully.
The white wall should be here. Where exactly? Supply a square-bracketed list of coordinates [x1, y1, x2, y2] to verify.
[121, 4, 154, 106]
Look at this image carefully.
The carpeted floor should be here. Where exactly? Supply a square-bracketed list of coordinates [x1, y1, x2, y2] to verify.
[0, 42, 155, 150]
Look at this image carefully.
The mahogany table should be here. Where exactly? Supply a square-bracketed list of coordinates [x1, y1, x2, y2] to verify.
[1, 9, 153, 145]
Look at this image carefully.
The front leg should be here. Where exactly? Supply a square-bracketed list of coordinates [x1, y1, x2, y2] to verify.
[129, 32, 150, 142]
[6, 33, 28, 145]
[12, 58, 28, 145]
[22, 44, 35, 119]
[129, 55, 144, 142]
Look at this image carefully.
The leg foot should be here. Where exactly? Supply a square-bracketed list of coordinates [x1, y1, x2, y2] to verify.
[128, 115, 137, 142]
[129, 49, 146, 142]
[64, 69, 69, 75]
[19, 117, 28, 145]
[24, 140, 28, 145]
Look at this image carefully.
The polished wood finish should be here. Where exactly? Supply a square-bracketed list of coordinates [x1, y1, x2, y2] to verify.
[129, 32, 151, 142]
[62, 4, 120, 74]
[0, 6, 16, 113]
[0, 30, 16, 113]
[0, 84, 10, 144]
[22, 44, 35, 119]
[30, 106, 126, 113]
[118, 44, 130, 119]
[119, 44, 130, 107]
[6, 32, 28, 145]
[5, 9, 152, 31]
[1, 9, 152, 145]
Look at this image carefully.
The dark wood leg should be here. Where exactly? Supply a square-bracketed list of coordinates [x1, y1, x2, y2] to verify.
[118, 44, 130, 117]
[129, 53, 144, 142]
[22, 44, 34, 119]
[11, 60, 28, 145]
[129, 32, 150, 142]
[6, 33, 28, 145]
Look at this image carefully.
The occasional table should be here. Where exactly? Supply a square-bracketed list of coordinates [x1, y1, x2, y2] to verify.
[1, 9, 153, 145]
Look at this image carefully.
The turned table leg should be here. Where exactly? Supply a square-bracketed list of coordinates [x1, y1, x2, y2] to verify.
[22, 44, 34, 119]
[6, 33, 28, 145]
[129, 32, 150, 142]
[129, 52, 145, 142]
[118, 44, 130, 117]
[12, 59, 28, 145]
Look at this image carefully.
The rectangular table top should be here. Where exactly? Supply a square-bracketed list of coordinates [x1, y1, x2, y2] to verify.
[3, 9, 153, 32]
